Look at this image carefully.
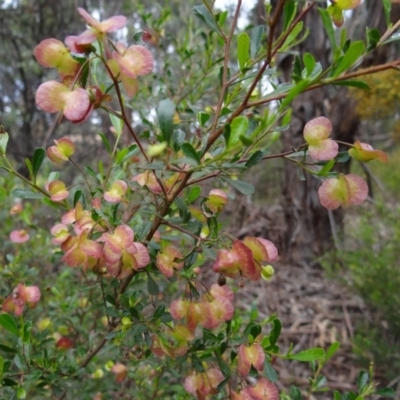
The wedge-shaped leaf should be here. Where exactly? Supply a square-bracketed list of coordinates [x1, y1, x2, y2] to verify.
[172, 129, 185, 151]
[325, 342, 340, 362]
[269, 319, 282, 346]
[237, 32, 250, 70]
[99, 132, 112, 154]
[193, 5, 222, 37]
[288, 348, 325, 362]
[280, 22, 303, 51]
[147, 272, 159, 295]
[279, 79, 309, 110]
[333, 40, 365, 77]
[303, 53, 316, 76]
[198, 112, 210, 127]
[367, 28, 381, 51]
[382, 0, 391, 27]
[110, 113, 123, 137]
[331, 79, 370, 90]
[264, 359, 278, 383]
[32, 148, 46, 179]
[228, 116, 249, 148]
[12, 188, 43, 199]
[318, 8, 337, 54]
[357, 370, 369, 393]
[317, 159, 335, 176]
[373, 388, 395, 396]
[181, 142, 201, 165]
[245, 150, 264, 168]
[187, 186, 201, 203]
[157, 99, 176, 143]
[0, 314, 19, 336]
[0, 344, 17, 353]
[223, 178, 254, 195]
[250, 25, 264, 58]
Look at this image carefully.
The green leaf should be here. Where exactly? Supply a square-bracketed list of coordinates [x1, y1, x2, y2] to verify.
[317, 159, 335, 176]
[0, 129, 9, 155]
[283, 1, 296, 29]
[250, 25, 264, 58]
[336, 151, 350, 163]
[25, 158, 33, 178]
[84, 166, 101, 181]
[288, 348, 325, 362]
[12, 188, 43, 200]
[0, 344, 17, 353]
[32, 148, 45, 179]
[280, 22, 303, 51]
[367, 28, 381, 51]
[303, 53, 316, 77]
[157, 99, 176, 143]
[172, 129, 186, 152]
[73, 190, 84, 207]
[41, 197, 62, 209]
[22, 321, 32, 344]
[147, 273, 159, 296]
[382, 0, 391, 27]
[0, 314, 19, 336]
[109, 113, 123, 137]
[268, 82, 293, 98]
[325, 342, 340, 362]
[198, 112, 210, 127]
[223, 178, 254, 195]
[279, 79, 310, 111]
[264, 359, 278, 383]
[142, 162, 164, 170]
[237, 32, 250, 70]
[191, 353, 205, 372]
[333, 391, 341, 400]
[175, 196, 190, 222]
[318, 8, 337, 53]
[228, 116, 249, 148]
[269, 319, 282, 346]
[2, 378, 18, 387]
[357, 370, 369, 393]
[187, 186, 201, 203]
[334, 41, 365, 77]
[98, 132, 112, 154]
[373, 388, 394, 396]
[130, 323, 147, 337]
[115, 148, 128, 164]
[331, 80, 370, 90]
[193, 5, 222, 37]
[181, 142, 201, 165]
[153, 304, 166, 319]
[245, 151, 264, 168]
[289, 385, 302, 400]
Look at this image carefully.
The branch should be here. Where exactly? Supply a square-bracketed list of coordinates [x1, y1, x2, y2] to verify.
[205, 2, 317, 153]
[249, 59, 400, 108]
[209, 0, 242, 137]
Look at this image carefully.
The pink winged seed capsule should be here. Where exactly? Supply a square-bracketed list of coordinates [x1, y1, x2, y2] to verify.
[318, 173, 368, 210]
[303, 116, 338, 161]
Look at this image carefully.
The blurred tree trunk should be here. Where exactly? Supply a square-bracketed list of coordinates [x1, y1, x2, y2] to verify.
[278, 2, 400, 261]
